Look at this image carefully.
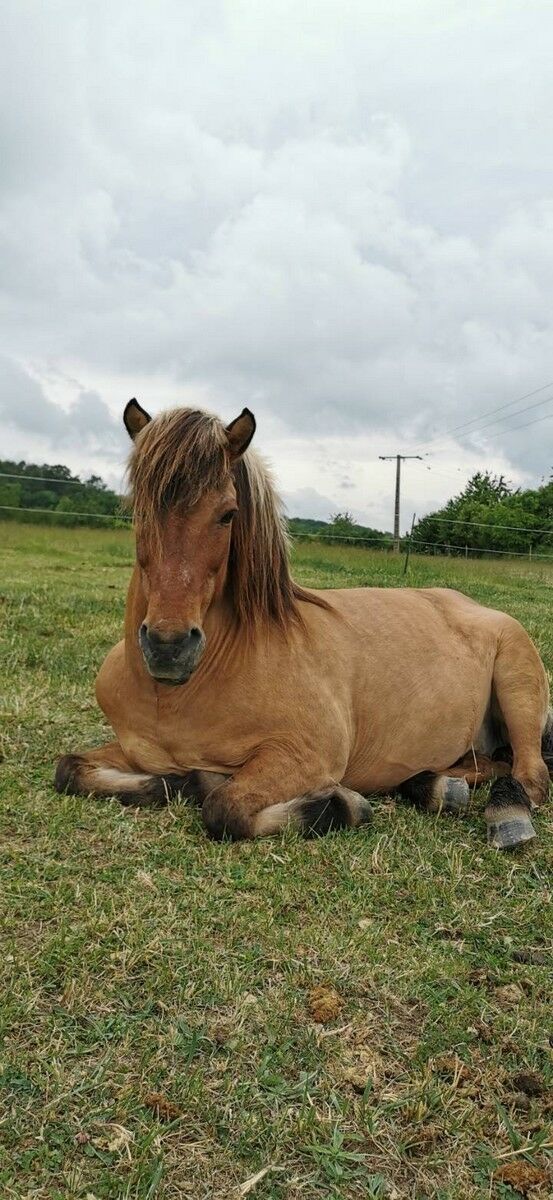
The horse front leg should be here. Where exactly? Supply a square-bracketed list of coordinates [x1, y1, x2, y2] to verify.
[54, 741, 223, 808]
[200, 749, 373, 841]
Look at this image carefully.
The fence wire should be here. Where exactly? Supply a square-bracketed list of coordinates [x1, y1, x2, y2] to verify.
[3, 504, 553, 561]
[2, 471, 552, 538]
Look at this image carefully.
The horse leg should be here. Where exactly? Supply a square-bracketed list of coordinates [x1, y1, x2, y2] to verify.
[396, 771, 472, 815]
[448, 751, 512, 786]
[252, 783, 373, 838]
[484, 623, 550, 848]
[540, 716, 553, 777]
[200, 750, 372, 840]
[502, 716, 553, 778]
[54, 742, 227, 808]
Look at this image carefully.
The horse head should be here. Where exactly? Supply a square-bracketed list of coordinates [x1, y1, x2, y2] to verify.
[124, 398, 255, 683]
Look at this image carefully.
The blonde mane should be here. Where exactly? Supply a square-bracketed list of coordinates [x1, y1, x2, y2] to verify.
[127, 407, 327, 631]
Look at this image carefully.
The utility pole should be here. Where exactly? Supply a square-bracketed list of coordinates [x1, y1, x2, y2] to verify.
[379, 454, 423, 553]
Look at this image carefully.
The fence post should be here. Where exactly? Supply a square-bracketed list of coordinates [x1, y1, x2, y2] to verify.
[403, 512, 416, 576]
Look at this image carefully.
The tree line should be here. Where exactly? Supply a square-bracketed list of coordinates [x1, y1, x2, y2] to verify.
[0, 460, 124, 527]
[1, 459, 552, 558]
[288, 512, 391, 547]
[0, 464, 392, 544]
[411, 472, 553, 557]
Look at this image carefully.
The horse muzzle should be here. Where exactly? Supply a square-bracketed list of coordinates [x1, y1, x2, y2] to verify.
[139, 623, 206, 685]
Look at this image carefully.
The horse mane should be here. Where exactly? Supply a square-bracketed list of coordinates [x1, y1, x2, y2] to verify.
[127, 407, 330, 632]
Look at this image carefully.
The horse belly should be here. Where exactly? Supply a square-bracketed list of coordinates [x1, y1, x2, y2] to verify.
[344, 644, 495, 792]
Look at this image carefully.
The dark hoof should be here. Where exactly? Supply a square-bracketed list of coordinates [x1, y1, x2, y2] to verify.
[54, 754, 83, 795]
[202, 794, 251, 841]
[299, 788, 351, 837]
[487, 815, 537, 850]
[298, 786, 373, 837]
[442, 777, 470, 814]
[355, 795, 374, 826]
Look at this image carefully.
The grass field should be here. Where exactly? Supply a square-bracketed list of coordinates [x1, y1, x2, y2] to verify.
[1, 523, 552, 1200]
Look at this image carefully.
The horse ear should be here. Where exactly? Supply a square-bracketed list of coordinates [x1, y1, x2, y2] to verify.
[124, 398, 151, 441]
[225, 408, 256, 459]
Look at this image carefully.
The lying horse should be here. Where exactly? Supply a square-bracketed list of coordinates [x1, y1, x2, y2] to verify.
[55, 400, 551, 848]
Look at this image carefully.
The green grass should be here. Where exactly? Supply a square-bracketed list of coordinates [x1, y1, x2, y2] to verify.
[1, 523, 552, 1200]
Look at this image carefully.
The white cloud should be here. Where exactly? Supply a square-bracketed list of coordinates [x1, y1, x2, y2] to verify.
[1, 0, 553, 529]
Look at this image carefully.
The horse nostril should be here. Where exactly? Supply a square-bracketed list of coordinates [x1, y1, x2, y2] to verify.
[138, 622, 205, 682]
[140, 624, 202, 649]
[141, 623, 165, 646]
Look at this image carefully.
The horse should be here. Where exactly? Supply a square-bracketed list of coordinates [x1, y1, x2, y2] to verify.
[55, 399, 552, 849]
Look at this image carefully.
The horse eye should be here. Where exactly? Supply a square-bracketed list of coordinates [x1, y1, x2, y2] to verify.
[219, 508, 237, 526]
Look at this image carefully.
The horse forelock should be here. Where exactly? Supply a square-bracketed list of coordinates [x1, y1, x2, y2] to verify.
[126, 405, 323, 630]
[127, 408, 230, 531]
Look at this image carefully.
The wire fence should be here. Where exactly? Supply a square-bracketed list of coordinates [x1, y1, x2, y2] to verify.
[3, 472, 553, 562]
[420, 513, 552, 534]
[2, 470, 551, 536]
[409, 538, 553, 561]
[0, 472, 107, 486]
[3, 503, 553, 563]
[291, 530, 553, 560]
[0, 504, 131, 522]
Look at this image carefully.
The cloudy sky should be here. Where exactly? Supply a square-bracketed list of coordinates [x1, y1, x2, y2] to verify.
[2, 0, 553, 530]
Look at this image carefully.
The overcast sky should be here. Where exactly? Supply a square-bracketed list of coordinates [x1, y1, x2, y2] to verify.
[2, 1, 553, 530]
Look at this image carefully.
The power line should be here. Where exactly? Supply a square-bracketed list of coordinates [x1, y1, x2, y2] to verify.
[453, 390, 553, 438]
[412, 462, 467, 481]
[425, 391, 553, 446]
[435, 379, 553, 438]
[410, 377, 553, 454]
[492, 409, 553, 436]
[439, 404, 553, 443]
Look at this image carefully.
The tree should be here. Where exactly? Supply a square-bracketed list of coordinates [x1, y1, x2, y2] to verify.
[411, 471, 548, 557]
[0, 481, 21, 509]
[462, 472, 512, 503]
[0, 459, 122, 527]
[329, 511, 357, 536]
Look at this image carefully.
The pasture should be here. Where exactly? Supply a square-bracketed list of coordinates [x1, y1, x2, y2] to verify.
[1, 523, 552, 1199]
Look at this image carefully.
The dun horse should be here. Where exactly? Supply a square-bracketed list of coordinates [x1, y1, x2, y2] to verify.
[56, 401, 552, 848]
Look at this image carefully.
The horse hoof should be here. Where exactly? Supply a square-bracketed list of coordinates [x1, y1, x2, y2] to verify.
[487, 815, 537, 850]
[443, 777, 470, 814]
